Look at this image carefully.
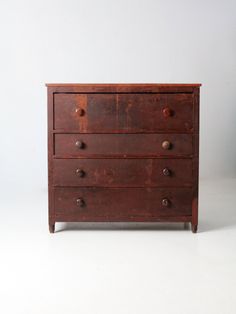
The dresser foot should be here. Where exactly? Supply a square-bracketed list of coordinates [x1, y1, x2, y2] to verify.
[49, 223, 55, 233]
[191, 224, 198, 233]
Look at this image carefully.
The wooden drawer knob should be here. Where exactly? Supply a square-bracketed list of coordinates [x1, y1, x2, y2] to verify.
[162, 140, 172, 150]
[75, 108, 85, 116]
[76, 198, 85, 207]
[163, 168, 171, 176]
[162, 107, 173, 118]
[75, 168, 85, 177]
[162, 198, 170, 207]
[75, 140, 85, 149]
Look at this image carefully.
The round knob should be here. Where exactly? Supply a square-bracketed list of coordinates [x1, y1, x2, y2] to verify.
[162, 107, 173, 118]
[76, 198, 85, 207]
[162, 140, 171, 150]
[163, 168, 171, 176]
[75, 168, 85, 177]
[75, 108, 85, 116]
[75, 140, 84, 149]
[162, 198, 170, 207]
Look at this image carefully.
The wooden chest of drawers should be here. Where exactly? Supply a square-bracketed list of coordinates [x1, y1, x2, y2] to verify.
[47, 84, 201, 233]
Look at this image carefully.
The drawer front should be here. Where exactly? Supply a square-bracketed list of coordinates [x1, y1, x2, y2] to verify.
[54, 93, 193, 132]
[53, 159, 193, 187]
[54, 187, 192, 220]
[54, 134, 193, 157]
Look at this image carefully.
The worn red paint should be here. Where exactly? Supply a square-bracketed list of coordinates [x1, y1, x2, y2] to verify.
[47, 83, 201, 233]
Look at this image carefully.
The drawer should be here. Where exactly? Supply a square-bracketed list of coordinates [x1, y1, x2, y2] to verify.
[53, 159, 193, 187]
[54, 134, 193, 157]
[54, 187, 192, 221]
[54, 93, 193, 132]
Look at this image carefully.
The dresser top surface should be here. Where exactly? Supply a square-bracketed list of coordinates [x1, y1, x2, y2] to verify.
[46, 83, 201, 93]
[46, 83, 201, 87]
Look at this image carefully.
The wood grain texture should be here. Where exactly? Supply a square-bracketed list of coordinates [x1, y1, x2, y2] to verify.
[54, 93, 194, 132]
[54, 187, 193, 220]
[47, 83, 200, 232]
[54, 133, 193, 158]
[53, 158, 193, 187]
[46, 83, 201, 94]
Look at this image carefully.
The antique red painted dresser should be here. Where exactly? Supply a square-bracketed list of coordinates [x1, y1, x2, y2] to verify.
[46, 84, 201, 233]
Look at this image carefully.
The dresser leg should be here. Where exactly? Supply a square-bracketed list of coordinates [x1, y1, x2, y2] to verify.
[49, 223, 55, 233]
[191, 196, 198, 233]
[191, 224, 198, 233]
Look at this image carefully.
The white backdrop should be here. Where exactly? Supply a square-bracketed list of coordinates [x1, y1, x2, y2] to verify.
[1, 2, 236, 314]
[0, 0, 236, 192]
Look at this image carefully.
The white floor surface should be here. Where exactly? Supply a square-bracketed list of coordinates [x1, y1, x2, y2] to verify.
[1, 178, 236, 314]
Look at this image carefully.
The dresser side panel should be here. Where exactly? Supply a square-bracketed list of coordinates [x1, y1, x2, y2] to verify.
[192, 87, 200, 226]
[47, 87, 55, 227]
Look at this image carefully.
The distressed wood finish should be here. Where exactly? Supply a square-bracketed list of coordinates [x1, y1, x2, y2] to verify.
[47, 83, 201, 232]
[53, 159, 193, 187]
[54, 133, 193, 157]
[46, 83, 200, 93]
[54, 187, 193, 220]
[54, 93, 194, 132]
